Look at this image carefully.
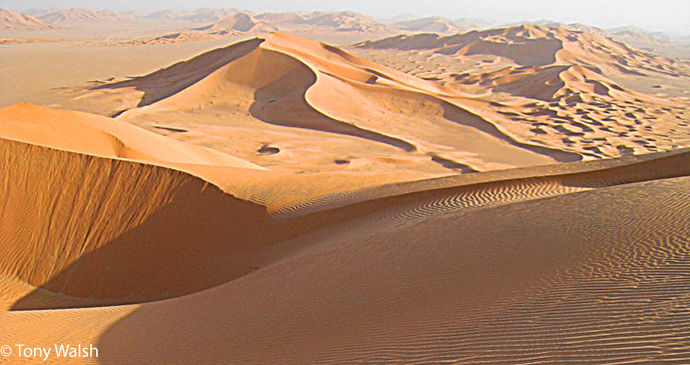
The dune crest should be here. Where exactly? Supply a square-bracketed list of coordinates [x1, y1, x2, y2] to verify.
[0, 103, 265, 171]
[2, 14, 690, 364]
[86, 32, 580, 174]
[0, 9, 59, 30]
[38, 8, 134, 23]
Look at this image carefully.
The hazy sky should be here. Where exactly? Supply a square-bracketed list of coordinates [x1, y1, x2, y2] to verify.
[2, 0, 689, 35]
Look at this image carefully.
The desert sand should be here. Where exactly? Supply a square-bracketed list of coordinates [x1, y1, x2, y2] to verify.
[1, 8, 690, 364]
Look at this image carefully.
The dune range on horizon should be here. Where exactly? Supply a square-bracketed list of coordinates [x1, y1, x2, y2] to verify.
[1, 17, 690, 364]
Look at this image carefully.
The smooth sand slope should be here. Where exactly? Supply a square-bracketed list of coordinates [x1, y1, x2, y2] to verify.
[1, 26, 690, 365]
[1, 102, 689, 362]
[54, 29, 690, 178]
[76, 32, 581, 176]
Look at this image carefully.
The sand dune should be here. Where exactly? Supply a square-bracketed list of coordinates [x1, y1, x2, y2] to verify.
[356, 24, 683, 76]
[142, 9, 195, 20]
[80, 32, 581, 174]
[254, 11, 391, 33]
[87, 173, 690, 365]
[197, 13, 278, 33]
[0, 103, 264, 171]
[392, 16, 473, 34]
[2, 13, 690, 364]
[389, 16, 493, 34]
[39, 8, 135, 23]
[178, 8, 247, 23]
[1, 122, 689, 362]
[0, 9, 59, 30]
[350, 25, 690, 160]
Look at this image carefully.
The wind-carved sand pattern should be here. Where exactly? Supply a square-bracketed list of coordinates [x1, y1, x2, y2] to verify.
[1, 19, 690, 365]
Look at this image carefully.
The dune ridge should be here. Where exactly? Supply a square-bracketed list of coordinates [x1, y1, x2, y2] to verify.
[95, 32, 581, 173]
[38, 8, 135, 23]
[2, 21, 690, 365]
[0, 9, 59, 30]
[2, 144, 689, 363]
[0, 103, 265, 171]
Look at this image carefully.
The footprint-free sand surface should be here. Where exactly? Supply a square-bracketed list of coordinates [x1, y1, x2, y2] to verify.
[1, 20, 690, 364]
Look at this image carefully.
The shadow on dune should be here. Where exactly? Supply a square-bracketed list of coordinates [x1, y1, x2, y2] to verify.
[10, 181, 273, 310]
[93, 38, 264, 108]
[247, 49, 417, 152]
[91, 160, 690, 364]
[8, 137, 690, 312]
[439, 100, 583, 163]
[0, 138, 305, 311]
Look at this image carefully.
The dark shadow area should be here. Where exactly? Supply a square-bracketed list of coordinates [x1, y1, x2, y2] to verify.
[430, 155, 478, 173]
[9, 178, 286, 310]
[257, 144, 280, 155]
[248, 50, 417, 152]
[94, 38, 264, 107]
[439, 99, 583, 163]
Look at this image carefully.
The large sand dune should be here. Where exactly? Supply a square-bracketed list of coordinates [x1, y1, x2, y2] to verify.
[351, 25, 690, 160]
[2, 21, 690, 364]
[81, 32, 589, 175]
[1, 100, 689, 362]
[0, 9, 59, 30]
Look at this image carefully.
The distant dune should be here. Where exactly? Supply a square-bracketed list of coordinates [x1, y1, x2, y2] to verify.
[252, 11, 392, 32]
[393, 16, 477, 34]
[355, 24, 677, 73]
[39, 8, 135, 23]
[142, 9, 195, 20]
[0, 9, 59, 30]
[2, 10, 690, 365]
[197, 12, 278, 33]
[92, 32, 577, 174]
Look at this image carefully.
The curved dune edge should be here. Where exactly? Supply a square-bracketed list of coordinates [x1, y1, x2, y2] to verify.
[1, 173, 688, 364]
[0, 102, 266, 172]
[271, 147, 690, 217]
[99, 177, 690, 365]
[114, 32, 581, 170]
[0, 132, 430, 309]
[0, 136, 376, 309]
[258, 33, 583, 165]
[0, 137, 277, 306]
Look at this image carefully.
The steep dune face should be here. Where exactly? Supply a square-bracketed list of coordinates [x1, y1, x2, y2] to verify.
[105, 32, 575, 172]
[0, 138, 269, 306]
[0, 103, 278, 308]
[3, 148, 688, 363]
[94, 37, 265, 110]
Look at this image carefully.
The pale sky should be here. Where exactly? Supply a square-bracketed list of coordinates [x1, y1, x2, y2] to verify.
[1, 0, 688, 35]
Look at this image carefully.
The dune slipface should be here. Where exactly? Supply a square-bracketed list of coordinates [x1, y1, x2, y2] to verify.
[1, 23, 690, 365]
